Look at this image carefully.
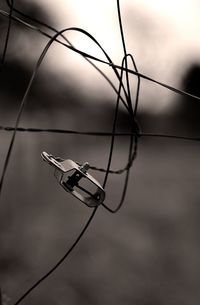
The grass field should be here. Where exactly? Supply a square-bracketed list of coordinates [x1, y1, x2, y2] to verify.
[0, 109, 200, 305]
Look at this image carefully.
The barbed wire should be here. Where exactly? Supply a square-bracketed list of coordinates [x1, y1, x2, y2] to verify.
[0, 0, 137, 303]
[1, 6, 200, 101]
[0, 0, 200, 304]
[1, 125, 200, 142]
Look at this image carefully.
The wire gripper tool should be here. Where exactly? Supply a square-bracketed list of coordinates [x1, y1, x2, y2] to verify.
[41, 152, 105, 207]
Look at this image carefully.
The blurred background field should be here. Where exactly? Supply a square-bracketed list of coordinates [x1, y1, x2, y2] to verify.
[1, 1, 200, 304]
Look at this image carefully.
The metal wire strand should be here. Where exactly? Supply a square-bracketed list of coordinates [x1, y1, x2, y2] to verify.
[0, 9, 200, 101]
[1, 0, 13, 65]
[13, 207, 98, 305]
[1, 0, 200, 304]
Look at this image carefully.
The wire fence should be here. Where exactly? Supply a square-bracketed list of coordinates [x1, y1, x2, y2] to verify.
[0, 1, 200, 304]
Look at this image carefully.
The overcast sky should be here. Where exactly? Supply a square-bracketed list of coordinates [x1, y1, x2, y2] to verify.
[31, 0, 200, 112]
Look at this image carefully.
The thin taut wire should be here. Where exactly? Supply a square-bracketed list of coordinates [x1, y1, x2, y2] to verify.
[1, 0, 13, 65]
[13, 207, 98, 305]
[1, 0, 200, 303]
[0, 9, 200, 102]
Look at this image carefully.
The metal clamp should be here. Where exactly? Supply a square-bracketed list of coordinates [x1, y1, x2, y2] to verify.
[41, 152, 105, 207]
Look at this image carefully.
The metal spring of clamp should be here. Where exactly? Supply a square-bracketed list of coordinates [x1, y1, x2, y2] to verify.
[41, 152, 105, 208]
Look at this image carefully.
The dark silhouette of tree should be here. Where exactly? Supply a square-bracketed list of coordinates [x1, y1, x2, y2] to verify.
[0, 0, 56, 108]
[176, 63, 200, 132]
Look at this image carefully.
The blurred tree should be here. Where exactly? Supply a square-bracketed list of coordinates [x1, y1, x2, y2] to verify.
[176, 63, 200, 132]
[0, 0, 55, 107]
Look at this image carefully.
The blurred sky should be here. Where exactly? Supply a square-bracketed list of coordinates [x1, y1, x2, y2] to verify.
[28, 0, 200, 112]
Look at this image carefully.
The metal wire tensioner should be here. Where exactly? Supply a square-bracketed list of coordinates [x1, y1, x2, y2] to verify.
[41, 152, 105, 207]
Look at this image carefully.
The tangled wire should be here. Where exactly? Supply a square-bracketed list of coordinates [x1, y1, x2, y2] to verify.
[0, 1, 200, 304]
